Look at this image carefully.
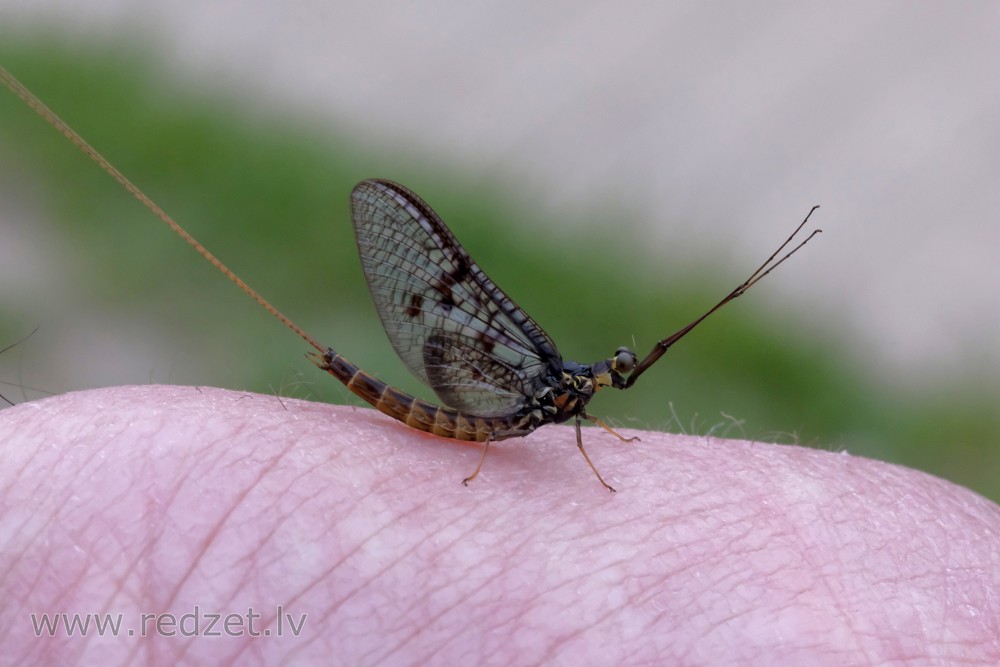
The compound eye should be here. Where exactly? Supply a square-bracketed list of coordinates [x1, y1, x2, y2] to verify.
[613, 347, 636, 374]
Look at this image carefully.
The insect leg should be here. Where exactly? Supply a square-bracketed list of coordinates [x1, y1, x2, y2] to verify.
[575, 415, 617, 493]
[585, 414, 640, 443]
[461, 437, 493, 487]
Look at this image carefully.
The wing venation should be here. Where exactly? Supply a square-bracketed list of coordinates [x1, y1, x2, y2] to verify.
[350, 179, 560, 416]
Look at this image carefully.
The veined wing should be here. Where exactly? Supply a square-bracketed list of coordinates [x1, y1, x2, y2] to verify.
[350, 179, 560, 417]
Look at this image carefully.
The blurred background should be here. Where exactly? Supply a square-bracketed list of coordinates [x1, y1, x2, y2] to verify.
[1, 2, 998, 501]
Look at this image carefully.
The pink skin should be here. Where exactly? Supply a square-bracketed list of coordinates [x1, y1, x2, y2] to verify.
[1, 385, 998, 665]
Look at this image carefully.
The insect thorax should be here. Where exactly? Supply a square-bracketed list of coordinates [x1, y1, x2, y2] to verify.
[519, 346, 637, 426]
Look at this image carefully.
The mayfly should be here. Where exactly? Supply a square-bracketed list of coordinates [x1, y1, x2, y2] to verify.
[1, 66, 820, 492]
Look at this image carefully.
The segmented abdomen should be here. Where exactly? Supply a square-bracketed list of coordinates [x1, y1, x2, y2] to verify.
[315, 349, 525, 442]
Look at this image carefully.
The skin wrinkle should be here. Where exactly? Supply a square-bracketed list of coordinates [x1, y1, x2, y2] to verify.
[534, 572, 646, 664]
[154, 424, 282, 605]
[249, 469, 342, 585]
[2, 489, 60, 609]
[787, 506, 873, 660]
[131, 432, 245, 664]
[357, 527, 462, 662]
[405, 469, 627, 663]
[66, 499, 138, 661]
[300, 496, 442, 659]
[708, 455, 942, 662]
[884, 487, 992, 650]
[29, 553, 92, 665]
[617, 572, 668, 645]
[371, 503, 512, 664]
[227, 529, 332, 666]
[805, 501, 904, 657]
[143, 393, 314, 666]
[482, 584, 565, 664]
[397, 577, 502, 667]
[689, 551, 767, 620]
[7, 409, 141, 659]
[941, 576, 997, 651]
[505, 572, 606, 661]
[645, 475, 847, 659]
[616, 499, 747, 637]
[834, 472, 979, 659]
[452, 517, 572, 659]
[7, 559, 55, 664]
[201, 459, 331, 665]
[789, 494, 864, 616]
[130, 453, 196, 666]
[194, 396, 406, 665]
[230, 464, 321, 579]
[509, 497, 654, 657]
[470, 571, 545, 660]
[0, 410, 55, 497]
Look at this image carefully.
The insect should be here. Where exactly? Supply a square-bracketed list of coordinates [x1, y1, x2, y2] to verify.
[2, 65, 820, 491]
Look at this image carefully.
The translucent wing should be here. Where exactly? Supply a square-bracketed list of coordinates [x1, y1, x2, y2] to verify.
[351, 179, 561, 416]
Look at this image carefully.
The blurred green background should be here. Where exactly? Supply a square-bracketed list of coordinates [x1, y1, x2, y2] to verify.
[1, 36, 998, 503]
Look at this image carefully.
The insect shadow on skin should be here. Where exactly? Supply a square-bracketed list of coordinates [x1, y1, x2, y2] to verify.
[0, 66, 821, 492]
